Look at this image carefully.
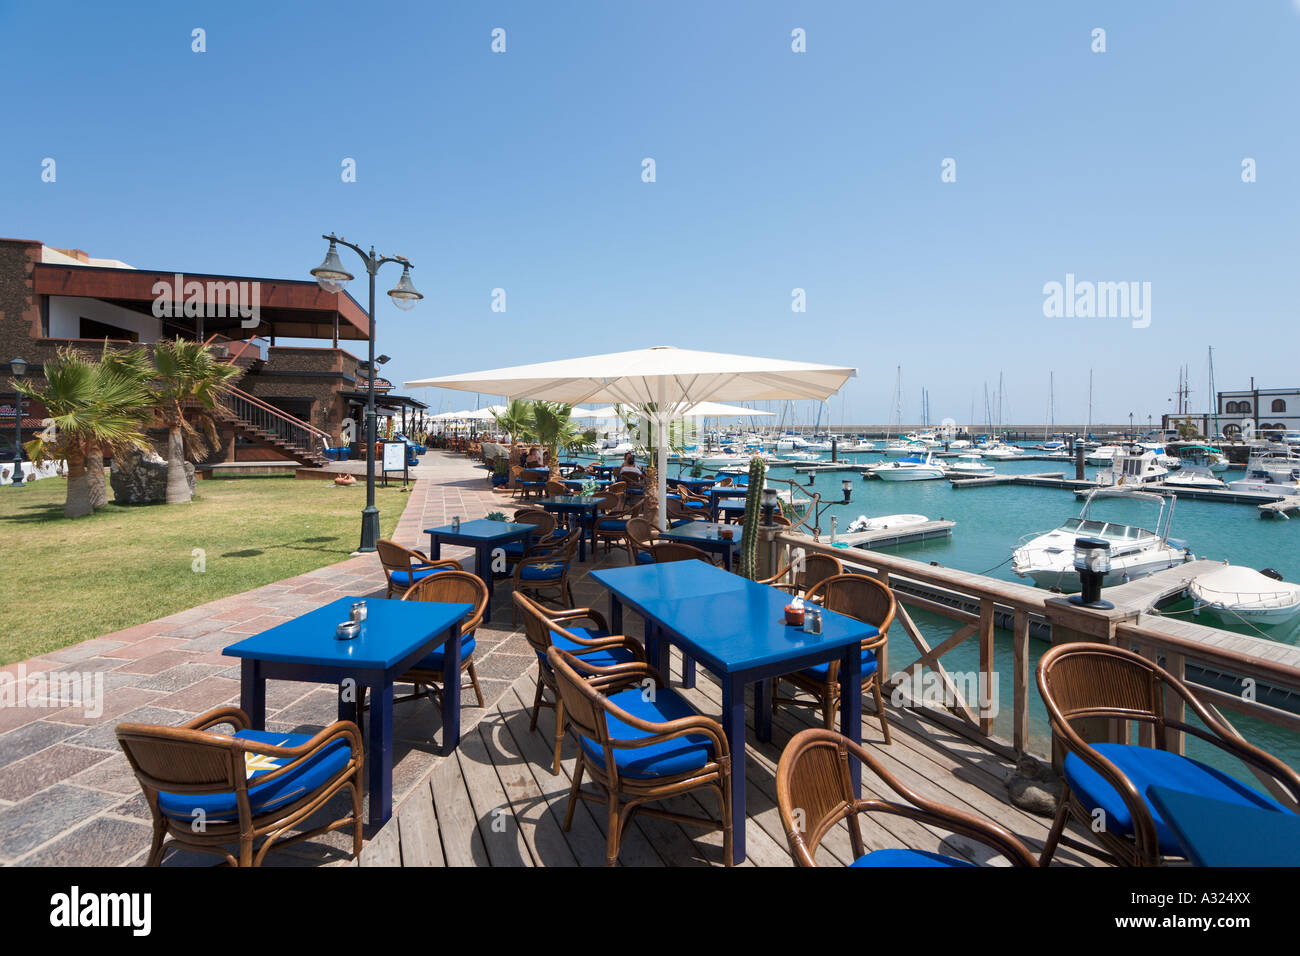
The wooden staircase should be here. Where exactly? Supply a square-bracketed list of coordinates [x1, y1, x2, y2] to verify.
[212, 385, 331, 467]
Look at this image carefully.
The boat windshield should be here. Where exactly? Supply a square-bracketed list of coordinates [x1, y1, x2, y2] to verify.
[1061, 517, 1153, 539]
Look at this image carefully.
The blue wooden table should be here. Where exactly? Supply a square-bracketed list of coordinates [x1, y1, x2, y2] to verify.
[667, 476, 716, 492]
[590, 560, 872, 864]
[708, 485, 750, 521]
[534, 495, 604, 562]
[223, 596, 472, 827]
[1148, 786, 1300, 866]
[658, 521, 743, 572]
[425, 519, 535, 623]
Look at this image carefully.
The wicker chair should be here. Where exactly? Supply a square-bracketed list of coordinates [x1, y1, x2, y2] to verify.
[548, 646, 733, 866]
[545, 479, 569, 497]
[592, 489, 648, 557]
[396, 570, 488, 709]
[776, 727, 1035, 867]
[771, 573, 895, 743]
[116, 707, 363, 867]
[650, 542, 716, 565]
[1036, 642, 1300, 867]
[376, 539, 460, 599]
[518, 468, 550, 499]
[760, 552, 844, 597]
[623, 516, 658, 565]
[511, 526, 582, 624]
[665, 495, 705, 524]
[509, 509, 559, 560]
[514, 592, 645, 773]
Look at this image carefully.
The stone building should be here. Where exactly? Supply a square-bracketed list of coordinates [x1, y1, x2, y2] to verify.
[0, 237, 424, 467]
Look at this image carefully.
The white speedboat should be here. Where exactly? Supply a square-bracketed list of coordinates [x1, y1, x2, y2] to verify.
[1179, 445, 1229, 473]
[846, 513, 929, 533]
[1226, 445, 1300, 494]
[944, 454, 995, 478]
[780, 451, 821, 462]
[870, 453, 946, 481]
[882, 439, 928, 458]
[1190, 565, 1300, 624]
[1011, 488, 1194, 591]
[1096, 446, 1168, 486]
[1161, 465, 1225, 490]
[841, 439, 876, 452]
[979, 442, 1023, 460]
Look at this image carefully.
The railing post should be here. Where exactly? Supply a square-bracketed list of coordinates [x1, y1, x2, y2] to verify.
[978, 598, 995, 736]
[1012, 608, 1029, 753]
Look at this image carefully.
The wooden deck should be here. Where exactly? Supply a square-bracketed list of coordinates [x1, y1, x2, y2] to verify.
[359, 660, 1109, 867]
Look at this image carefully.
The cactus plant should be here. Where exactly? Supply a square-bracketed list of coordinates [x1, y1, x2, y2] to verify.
[737, 457, 766, 579]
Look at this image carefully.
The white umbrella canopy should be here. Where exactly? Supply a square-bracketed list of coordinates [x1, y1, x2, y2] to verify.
[678, 401, 775, 418]
[462, 405, 507, 421]
[407, 346, 856, 528]
[572, 406, 621, 419]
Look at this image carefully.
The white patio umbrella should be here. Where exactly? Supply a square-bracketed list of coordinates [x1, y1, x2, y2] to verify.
[462, 405, 507, 420]
[571, 406, 621, 419]
[678, 401, 775, 418]
[407, 346, 855, 528]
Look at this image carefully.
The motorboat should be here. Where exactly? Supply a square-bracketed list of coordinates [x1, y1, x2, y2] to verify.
[841, 439, 877, 452]
[881, 439, 929, 458]
[1160, 465, 1225, 490]
[869, 452, 947, 481]
[1011, 488, 1194, 591]
[1190, 565, 1300, 625]
[846, 513, 929, 533]
[944, 454, 995, 478]
[1095, 445, 1168, 486]
[1178, 444, 1229, 473]
[1085, 444, 1120, 465]
[978, 442, 1023, 460]
[1225, 445, 1300, 494]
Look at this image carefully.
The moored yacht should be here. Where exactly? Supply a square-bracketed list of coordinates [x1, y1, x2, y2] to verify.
[869, 452, 947, 481]
[944, 454, 995, 477]
[1011, 488, 1194, 591]
[1095, 445, 1168, 486]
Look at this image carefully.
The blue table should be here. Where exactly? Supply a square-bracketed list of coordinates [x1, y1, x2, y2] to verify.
[708, 485, 750, 521]
[1148, 786, 1300, 866]
[590, 560, 872, 864]
[659, 521, 743, 572]
[223, 596, 472, 827]
[667, 476, 715, 492]
[562, 479, 613, 493]
[425, 519, 535, 623]
[534, 495, 605, 562]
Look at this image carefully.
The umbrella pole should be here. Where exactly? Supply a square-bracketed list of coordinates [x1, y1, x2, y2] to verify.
[656, 412, 668, 532]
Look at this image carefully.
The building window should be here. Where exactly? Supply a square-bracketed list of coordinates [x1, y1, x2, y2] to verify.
[1225, 401, 1238, 413]
[79, 316, 138, 342]
[1272, 399, 1287, 413]
[1240, 400, 1252, 413]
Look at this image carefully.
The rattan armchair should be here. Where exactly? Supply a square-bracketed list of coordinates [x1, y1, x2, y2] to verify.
[1036, 642, 1300, 867]
[771, 573, 895, 743]
[760, 552, 844, 596]
[397, 570, 489, 709]
[623, 516, 658, 565]
[650, 542, 717, 565]
[511, 526, 581, 623]
[776, 727, 1035, 867]
[514, 592, 645, 773]
[116, 707, 363, 867]
[548, 646, 733, 865]
[376, 539, 461, 599]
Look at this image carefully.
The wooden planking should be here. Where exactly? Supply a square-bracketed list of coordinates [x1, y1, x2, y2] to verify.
[393, 781, 444, 867]
[358, 808, 404, 867]
[377, 667, 1109, 867]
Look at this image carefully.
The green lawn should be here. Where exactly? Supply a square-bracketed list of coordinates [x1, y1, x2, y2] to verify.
[2, 475, 408, 664]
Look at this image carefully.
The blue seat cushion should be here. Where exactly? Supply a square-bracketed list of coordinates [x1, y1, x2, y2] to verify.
[851, 848, 976, 867]
[596, 519, 628, 532]
[579, 686, 714, 779]
[411, 635, 476, 671]
[390, 564, 452, 587]
[799, 634, 880, 681]
[1063, 742, 1292, 854]
[157, 729, 351, 823]
[500, 540, 527, 557]
[635, 550, 656, 564]
[544, 625, 638, 668]
[520, 560, 567, 581]
[669, 519, 695, 529]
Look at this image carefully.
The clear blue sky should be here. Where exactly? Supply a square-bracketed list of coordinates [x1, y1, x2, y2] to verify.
[3, 1, 1297, 427]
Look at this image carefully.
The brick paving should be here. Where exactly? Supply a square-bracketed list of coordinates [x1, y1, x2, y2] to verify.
[0, 450, 628, 866]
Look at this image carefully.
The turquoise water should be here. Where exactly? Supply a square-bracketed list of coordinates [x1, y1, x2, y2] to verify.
[632, 448, 1300, 772]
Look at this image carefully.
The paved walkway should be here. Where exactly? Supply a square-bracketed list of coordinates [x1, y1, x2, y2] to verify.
[0, 451, 576, 866]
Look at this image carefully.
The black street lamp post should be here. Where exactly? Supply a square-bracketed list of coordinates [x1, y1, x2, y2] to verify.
[8, 357, 27, 488]
[311, 234, 422, 552]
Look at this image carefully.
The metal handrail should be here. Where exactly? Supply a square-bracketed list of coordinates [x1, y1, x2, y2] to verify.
[214, 384, 330, 459]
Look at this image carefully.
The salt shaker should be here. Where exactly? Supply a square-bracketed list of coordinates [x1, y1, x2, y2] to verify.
[351, 600, 367, 623]
[451, 515, 461, 532]
[803, 605, 823, 635]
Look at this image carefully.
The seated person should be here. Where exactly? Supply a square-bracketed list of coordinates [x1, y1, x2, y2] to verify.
[619, 453, 643, 481]
[525, 446, 544, 468]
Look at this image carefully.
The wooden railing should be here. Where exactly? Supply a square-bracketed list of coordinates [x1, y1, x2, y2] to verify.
[214, 385, 331, 460]
[773, 530, 1300, 792]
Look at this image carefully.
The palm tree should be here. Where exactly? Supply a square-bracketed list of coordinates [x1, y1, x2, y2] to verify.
[150, 338, 243, 504]
[16, 347, 153, 518]
[529, 402, 593, 471]
[90, 344, 153, 509]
